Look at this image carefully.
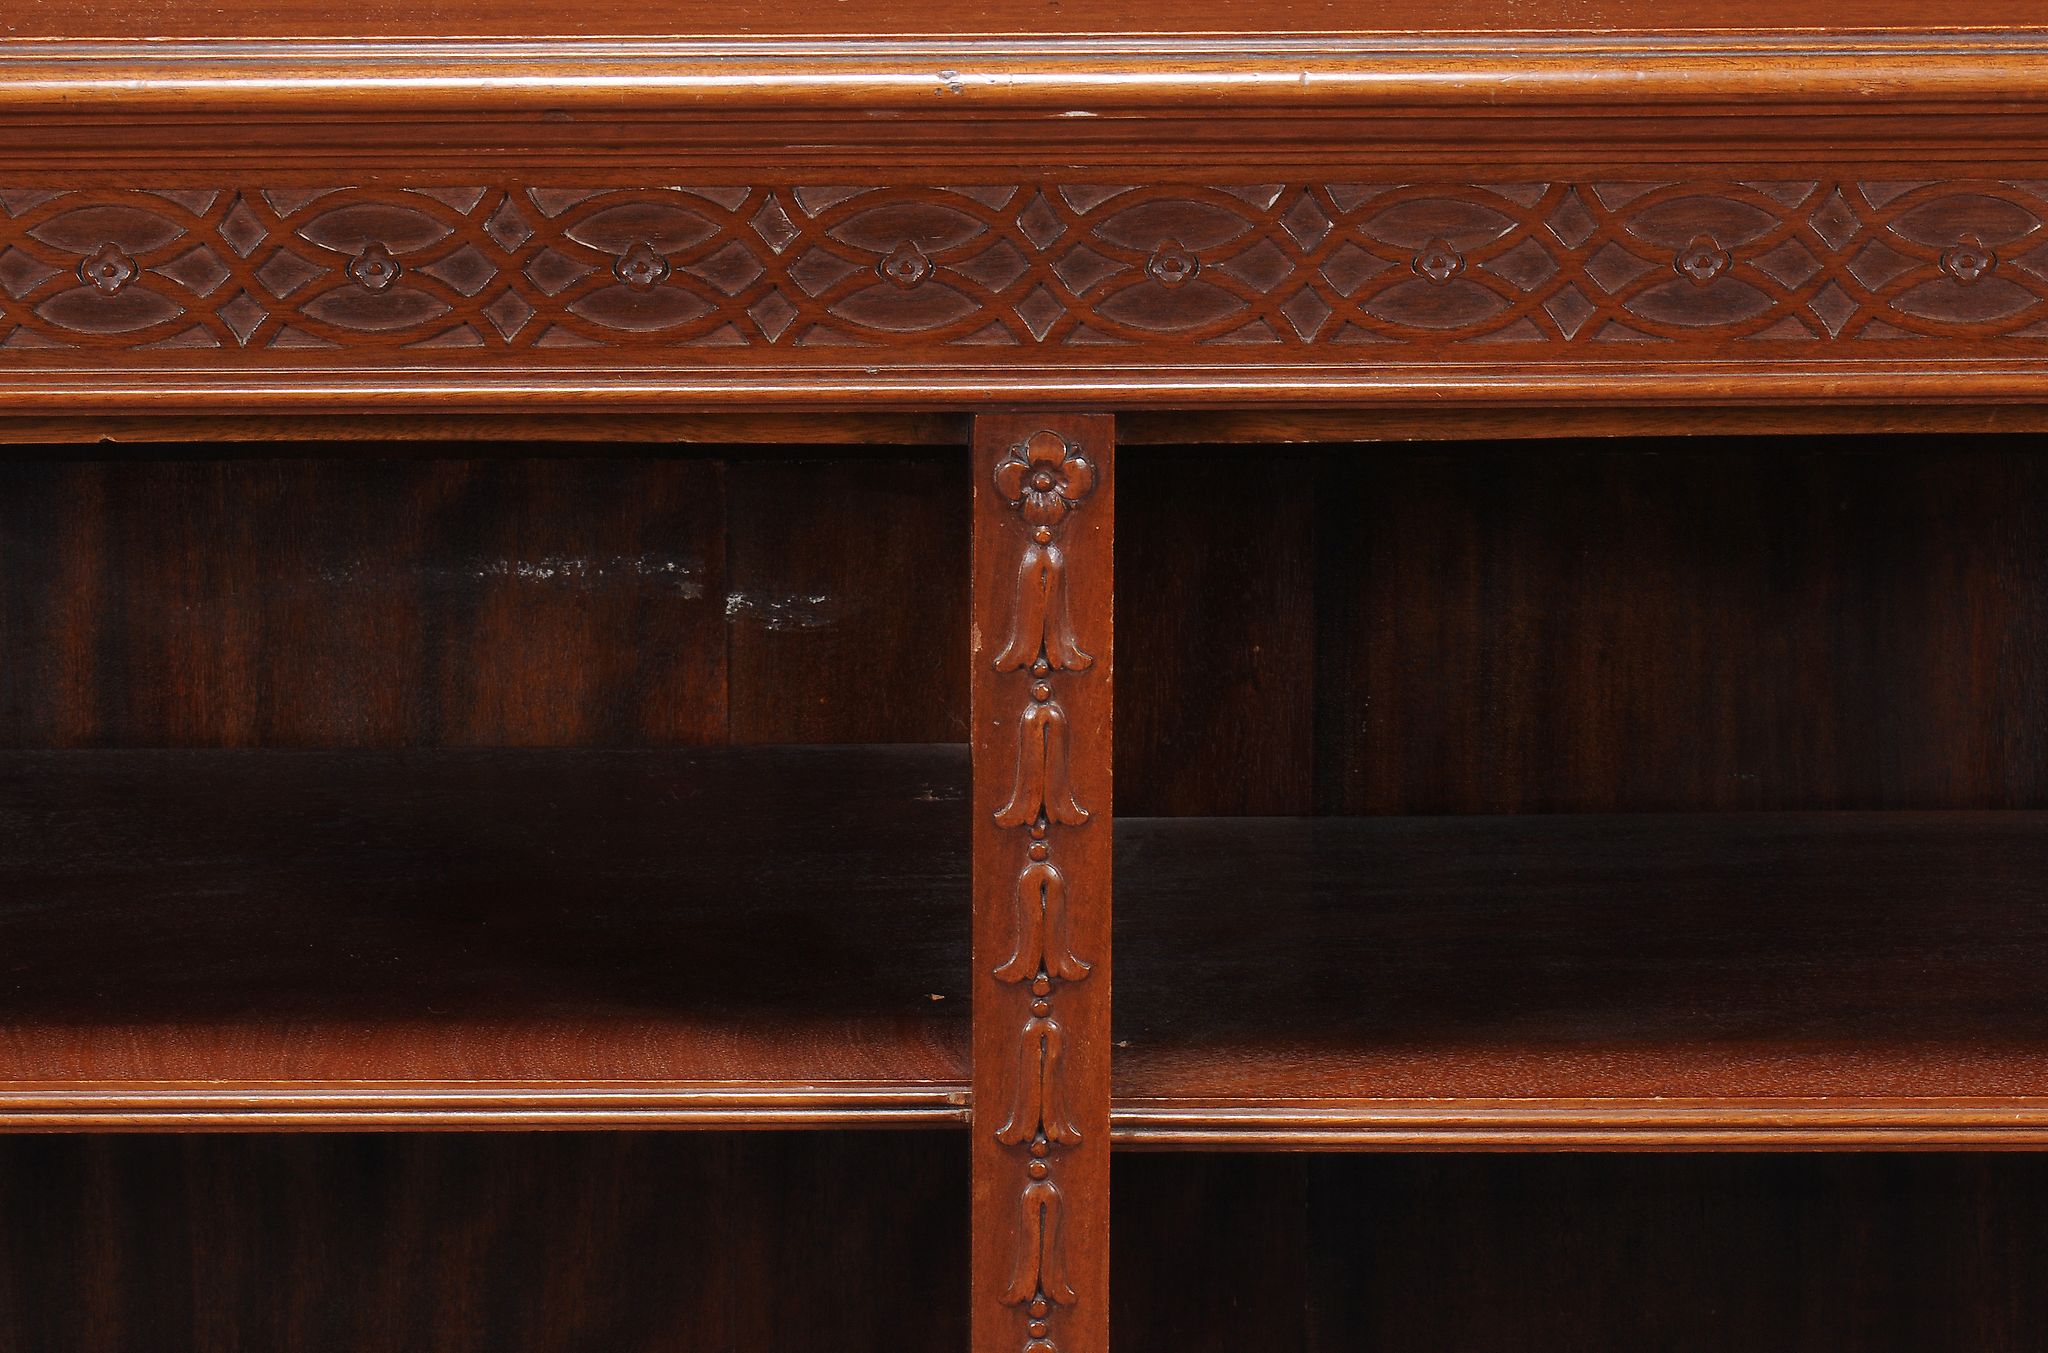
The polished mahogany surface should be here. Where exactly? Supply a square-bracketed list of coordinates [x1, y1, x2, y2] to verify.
[8, 0, 2039, 40]
[7, 0, 2044, 40]
[0, 451, 967, 749]
[1115, 812, 2048, 1139]
[1115, 1153, 2048, 1353]
[6, 0, 2048, 422]
[1117, 438, 2048, 818]
[19, 760, 2043, 1136]
[0, 1132, 968, 1353]
[5, 0, 2047, 1334]
[0, 746, 969, 1117]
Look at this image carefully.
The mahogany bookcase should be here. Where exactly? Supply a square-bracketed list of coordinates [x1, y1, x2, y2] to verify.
[4, 3, 2048, 1348]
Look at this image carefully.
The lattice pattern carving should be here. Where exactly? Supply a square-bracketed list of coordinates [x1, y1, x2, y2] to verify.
[6, 182, 2048, 352]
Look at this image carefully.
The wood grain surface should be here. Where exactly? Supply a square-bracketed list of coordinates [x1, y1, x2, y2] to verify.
[0, 451, 966, 748]
[8, 0, 2048, 1337]
[0, 746, 970, 1124]
[0, 1131, 967, 1353]
[1113, 812, 2048, 1144]
[1115, 1153, 2048, 1351]
[1117, 438, 2048, 817]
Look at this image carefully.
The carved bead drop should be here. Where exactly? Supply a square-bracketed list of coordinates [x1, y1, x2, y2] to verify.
[879, 239, 934, 288]
[1943, 236, 1996, 283]
[1675, 234, 1731, 285]
[1032, 975, 1052, 995]
[1144, 241, 1198, 287]
[78, 243, 139, 295]
[613, 240, 672, 290]
[347, 243, 401, 292]
[1029, 1300, 1050, 1319]
[1412, 237, 1465, 284]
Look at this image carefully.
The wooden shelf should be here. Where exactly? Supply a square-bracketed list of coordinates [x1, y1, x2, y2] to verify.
[16, 756, 2043, 1144]
[0, 746, 971, 1129]
[1112, 812, 2048, 1149]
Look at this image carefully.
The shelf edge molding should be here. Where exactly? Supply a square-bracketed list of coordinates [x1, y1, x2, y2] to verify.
[1110, 1099, 2048, 1150]
[0, 1083, 971, 1132]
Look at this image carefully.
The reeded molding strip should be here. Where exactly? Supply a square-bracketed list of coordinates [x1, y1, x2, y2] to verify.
[1111, 1099, 2048, 1149]
[0, 1082, 971, 1131]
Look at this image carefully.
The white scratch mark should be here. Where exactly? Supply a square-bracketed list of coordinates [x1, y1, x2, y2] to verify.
[724, 591, 836, 631]
[475, 553, 708, 597]
[315, 553, 708, 598]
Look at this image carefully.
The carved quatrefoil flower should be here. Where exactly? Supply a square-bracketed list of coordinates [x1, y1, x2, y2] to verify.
[78, 242, 138, 295]
[879, 240, 934, 289]
[1942, 236, 1996, 284]
[1144, 242, 1199, 287]
[1675, 234, 1731, 285]
[1412, 238, 1465, 284]
[613, 240, 672, 291]
[347, 242, 401, 292]
[995, 429, 1096, 528]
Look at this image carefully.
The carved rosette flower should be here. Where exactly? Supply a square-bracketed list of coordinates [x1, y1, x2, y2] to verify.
[1676, 234, 1731, 285]
[879, 239, 934, 289]
[347, 243, 401, 292]
[1413, 237, 1465, 284]
[79, 243, 138, 296]
[1144, 241, 1198, 287]
[613, 240, 672, 291]
[1942, 236, 1996, 284]
[994, 430, 1096, 530]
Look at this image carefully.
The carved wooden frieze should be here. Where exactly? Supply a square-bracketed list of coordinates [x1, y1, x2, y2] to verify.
[5, 182, 2048, 355]
[972, 417, 1111, 1353]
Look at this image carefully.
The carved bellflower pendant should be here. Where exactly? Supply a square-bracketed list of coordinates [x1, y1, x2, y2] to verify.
[993, 430, 1096, 672]
[994, 682, 1089, 829]
[1005, 1168, 1075, 1307]
[993, 845, 1092, 985]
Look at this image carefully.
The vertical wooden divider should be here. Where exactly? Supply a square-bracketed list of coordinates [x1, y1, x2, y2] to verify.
[972, 413, 1114, 1353]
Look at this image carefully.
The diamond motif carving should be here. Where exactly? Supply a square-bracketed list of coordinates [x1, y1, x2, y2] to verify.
[0, 181, 2045, 353]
